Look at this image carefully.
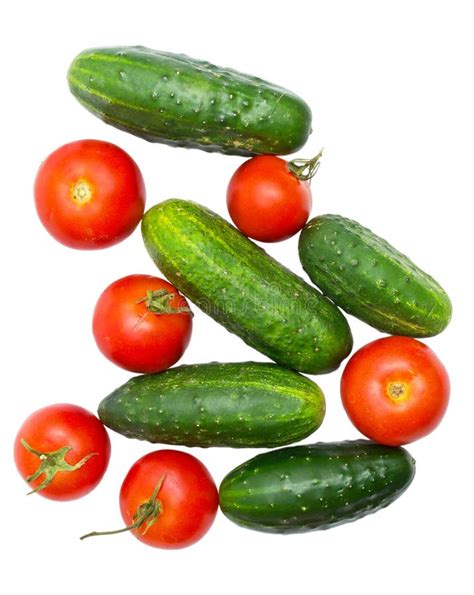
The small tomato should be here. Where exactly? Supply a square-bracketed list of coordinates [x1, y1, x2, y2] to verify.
[226, 151, 321, 242]
[92, 274, 193, 373]
[34, 139, 145, 249]
[14, 404, 111, 500]
[81, 450, 219, 549]
[341, 336, 450, 446]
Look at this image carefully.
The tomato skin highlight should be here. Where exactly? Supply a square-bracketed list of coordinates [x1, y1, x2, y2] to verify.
[93, 274, 193, 373]
[226, 155, 312, 242]
[119, 450, 219, 549]
[14, 404, 111, 501]
[341, 336, 450, 446]
[34, 139, 146, 249]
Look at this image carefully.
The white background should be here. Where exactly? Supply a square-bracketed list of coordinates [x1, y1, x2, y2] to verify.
[2, 1, 472, 593]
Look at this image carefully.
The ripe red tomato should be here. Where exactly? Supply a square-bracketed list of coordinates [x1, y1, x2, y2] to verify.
[226, 153, 321, 242]
[34, 139, 146, 249]
[92, 274, 193, 373]
[14, 404, 111, 500]
[341, 336, 450, 446]
[82, 450, 219, 549]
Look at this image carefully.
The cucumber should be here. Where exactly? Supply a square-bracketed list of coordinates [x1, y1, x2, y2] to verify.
[67, 46, 312, 156]
[141, 200, 353, 374]
[98, 362, 325, 448]
[299, 214, 452, 337]
[219, 440, 416, 533]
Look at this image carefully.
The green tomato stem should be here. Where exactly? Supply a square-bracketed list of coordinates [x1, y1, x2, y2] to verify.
[287, 148, 324, 182]
[136, 289, 193, 316]
[80, 475, 167, 541]
[20, 438, 98, 495]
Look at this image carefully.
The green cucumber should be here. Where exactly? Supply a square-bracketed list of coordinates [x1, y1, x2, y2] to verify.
[299, 214, 452, 336]
[98, 362, 325, 448]
[219, 440, 416, 533]
[141, 200, 353, 374]
[67, 46, 312, 156]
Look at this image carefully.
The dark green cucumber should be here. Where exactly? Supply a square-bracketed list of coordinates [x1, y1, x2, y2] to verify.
[299, 214, 452, 336]
[141, 200, 353, 374]
[67, 46, 312, 156]
[98, 362, 325, 448]
[219, 440, 415, 533]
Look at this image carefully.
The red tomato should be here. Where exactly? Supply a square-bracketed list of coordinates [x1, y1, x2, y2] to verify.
[34, 139, 146, 249]
[226, 153, 320, 242]
[341, 336, 450, 446]
[92, 274, 193, 373]
[14, 404, 111, 500]
[81, 450, 219, 549]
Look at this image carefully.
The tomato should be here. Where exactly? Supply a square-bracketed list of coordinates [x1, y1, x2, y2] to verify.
[14, 404, 111, 500]
[92, 274, 193, 373]
[34, 139, 146, 249]
[341, 336, 450, 446]
[81, 450, 219, 549]
[226, 152, 321, 242]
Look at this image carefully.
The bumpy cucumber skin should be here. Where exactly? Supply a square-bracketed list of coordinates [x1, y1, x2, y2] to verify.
[141, 200, 353, 374]
[219, 440, 416, 533]
[299, 214, 452, 337]
[67, 46, 312, 156]
[98, 362, 325, 448]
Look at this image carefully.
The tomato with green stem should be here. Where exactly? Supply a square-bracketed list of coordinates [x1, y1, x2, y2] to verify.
[341, 336, 450, 446]
[93, 274, 193, 373]
[14, 404, 111, 500]
[226, 150, 322, 242]
[34, 139, 146, 249]
[81, 450, 219, 549]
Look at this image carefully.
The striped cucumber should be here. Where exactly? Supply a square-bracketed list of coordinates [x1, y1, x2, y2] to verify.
[67, 46, 312, 156]
[141, 200, 353, 374]
[98, 362, 325, 448]
[219, 440, 416, 533]
[299, 214, 452, 336]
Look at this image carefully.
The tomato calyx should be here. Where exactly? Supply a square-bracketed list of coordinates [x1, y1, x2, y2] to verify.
[20, 438, 98, 495]
[287, 148, 323, 181]
[136, 289, 193, 316]
[80, 474, 167, 541]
